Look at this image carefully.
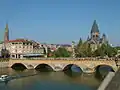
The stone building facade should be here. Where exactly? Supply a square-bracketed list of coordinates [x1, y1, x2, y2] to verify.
[0, 24, 46, 59]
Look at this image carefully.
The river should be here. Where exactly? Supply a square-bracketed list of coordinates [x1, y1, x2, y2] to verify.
[0, 68, 103, 90]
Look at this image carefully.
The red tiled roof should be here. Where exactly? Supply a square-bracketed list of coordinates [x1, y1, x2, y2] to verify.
[51, 47, 56, 50]
[8, 39, 41, 46]
[8, 39, 29, 43]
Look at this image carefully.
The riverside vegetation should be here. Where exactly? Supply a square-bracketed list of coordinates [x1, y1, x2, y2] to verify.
[49, 38, 119, 58]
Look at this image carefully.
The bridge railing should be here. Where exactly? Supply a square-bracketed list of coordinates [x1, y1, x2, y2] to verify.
[8, 57, 119, 61]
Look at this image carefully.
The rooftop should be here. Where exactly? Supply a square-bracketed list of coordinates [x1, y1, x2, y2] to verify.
[91, 20, 100, 33]
[8, 39, 39, 44]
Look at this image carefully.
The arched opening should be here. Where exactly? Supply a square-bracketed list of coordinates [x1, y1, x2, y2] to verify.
[35, 64, 53, 72]
[11, 63, 27, 71]
[63, 64, 83, 77]
[95, 65, 114, 80]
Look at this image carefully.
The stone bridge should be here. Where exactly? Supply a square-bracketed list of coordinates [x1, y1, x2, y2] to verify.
[8, 59, 119, 73]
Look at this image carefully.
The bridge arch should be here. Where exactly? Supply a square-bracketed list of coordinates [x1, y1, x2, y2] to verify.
[11, 63, 28, 70]
[94, 64, 115, 72]
[35, 63, 54, 71]
[63, 64, 83, 72]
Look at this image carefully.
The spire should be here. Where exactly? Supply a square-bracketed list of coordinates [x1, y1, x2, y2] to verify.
[102, 33, 106, 37]
[4, 23, 9, 43]
[87, 36, 90, 41]
[91, 20, 99, 33]
[102, 33, 107, 39]
[5, 23, 9, 32]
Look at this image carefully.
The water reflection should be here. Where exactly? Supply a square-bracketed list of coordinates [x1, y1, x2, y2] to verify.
[0, 68, 103, 90]
[0, 65, 114, 90]
[11, 63, 27, 71]
[94, 65, 115, 81]
[35, 64, 53, 72]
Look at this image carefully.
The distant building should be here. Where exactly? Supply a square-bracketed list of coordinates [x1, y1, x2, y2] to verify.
[57, 44, 72, 52]
[87, 20, 108, 51]
[0, 23, 46, 59]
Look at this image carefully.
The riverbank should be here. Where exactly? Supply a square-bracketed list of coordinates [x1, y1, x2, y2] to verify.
[97, 72, 115, 90]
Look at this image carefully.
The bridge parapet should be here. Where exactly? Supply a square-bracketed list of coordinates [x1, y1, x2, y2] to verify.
[10, 58, 116, 61]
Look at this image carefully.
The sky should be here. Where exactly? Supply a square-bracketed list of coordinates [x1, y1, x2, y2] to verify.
[0, 0, 120, 46]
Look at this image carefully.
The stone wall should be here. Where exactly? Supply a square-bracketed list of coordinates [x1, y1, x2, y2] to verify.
[0, 61, 9, 68]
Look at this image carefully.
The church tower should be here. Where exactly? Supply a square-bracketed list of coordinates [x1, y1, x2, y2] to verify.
[91, 20, 100, 41]
[4, 23, 9, 43]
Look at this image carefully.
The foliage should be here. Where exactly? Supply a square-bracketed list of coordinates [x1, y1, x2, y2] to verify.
[114, 46, 120, 50]
[53, 47, 71, 57]
[77, 38, 82, 47]
[93, 44, 117, 57]
[75, 38, 117, 58]
[75, 38, 92, 57]
[1, 48, 10, 58]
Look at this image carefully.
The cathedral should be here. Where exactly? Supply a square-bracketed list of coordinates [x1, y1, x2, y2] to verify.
[87, 20, 108, 51]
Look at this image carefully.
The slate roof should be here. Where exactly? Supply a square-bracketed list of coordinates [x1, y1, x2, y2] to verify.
[91, 20, 99, 33]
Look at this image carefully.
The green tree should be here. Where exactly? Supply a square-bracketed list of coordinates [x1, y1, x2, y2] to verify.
[85, 43, 92, 57]
[75, 38, 84, 57]
[1, 48, 10, 58]
[53, 47, 71, 57]
[93, 44, 117, 57]
[75, 40, 92, 57]
[105, 44, 117, 57]
[93, 46, 105, 57]
[77, 38, 82, 47]
[80, 42, 92, 57]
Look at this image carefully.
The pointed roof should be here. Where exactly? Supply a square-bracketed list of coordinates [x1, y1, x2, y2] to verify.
[102, 33, 106, 37]
[5, 23, 9, 32]
[91, 20, 99, 33]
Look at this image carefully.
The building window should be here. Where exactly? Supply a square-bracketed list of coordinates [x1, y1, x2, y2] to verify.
[18, 55, 20, 58]
[12, 55, 15, 58]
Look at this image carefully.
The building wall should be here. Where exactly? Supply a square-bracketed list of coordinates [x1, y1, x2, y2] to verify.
[0, 43, 3, 51]
[0, 39, 45, 59]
